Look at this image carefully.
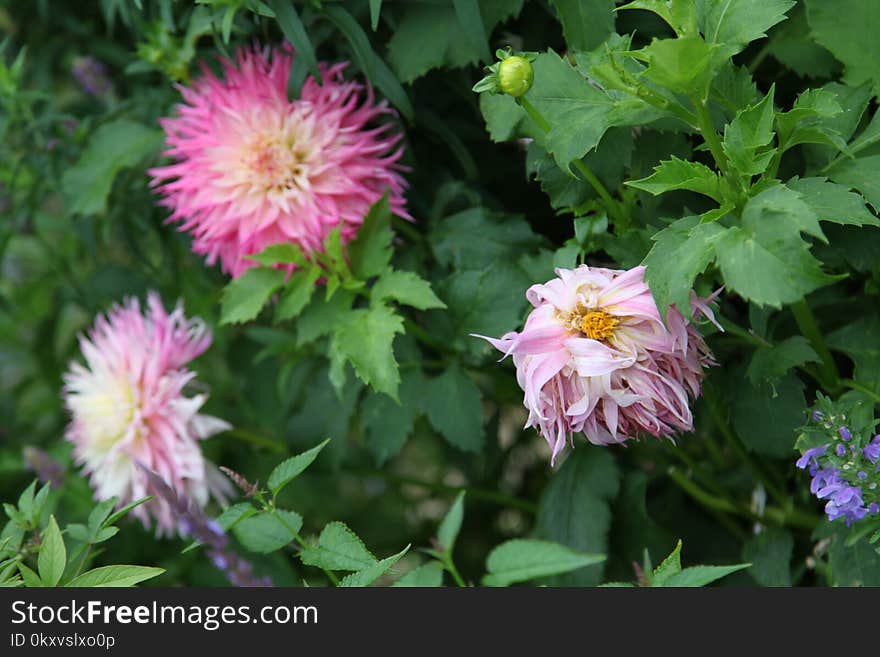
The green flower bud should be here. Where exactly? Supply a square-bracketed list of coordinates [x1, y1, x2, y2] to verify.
[497, 56, 534, 98]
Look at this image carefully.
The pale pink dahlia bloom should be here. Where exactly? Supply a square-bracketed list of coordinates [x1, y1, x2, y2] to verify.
[63, 292, 230, 535]
[478, 265, 719, 463]
[149, 46, 409, 277]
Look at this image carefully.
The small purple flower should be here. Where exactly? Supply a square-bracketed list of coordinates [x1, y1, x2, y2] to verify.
[812, 410, 825, 422]
[858, 471, 868, 480]
[839, 427, 852, 442]
[870, 503, 880, 515]
[836, 444, 847, 457]
[796, 445, 828, 470]
[863, 435, 880, 464]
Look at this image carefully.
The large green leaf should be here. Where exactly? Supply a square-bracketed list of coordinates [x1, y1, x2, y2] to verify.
[220, 268, 286, 325]
[61, 120, 163, 216]
[422, 364, 484, 452]
[698, 0, 794, 56]
[67, 565, 165, 588]
[533, 446, 620, 585]
[550, 0, 616, 50]
[300, 522, 376, 571]
[329, 304, 404, 399]
[742, 528, 793, 586]
[805, 0, 880, 95]
[232, 510, 303, 553]
[482, 539, 605, 586]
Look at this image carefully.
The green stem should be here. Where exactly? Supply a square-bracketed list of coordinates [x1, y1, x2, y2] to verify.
[790, 299, 840, 392]
[717, 317, 773, 348]
[518, 96, 628, 227]
[667, 468, 747, 540]
[443, 556, 467, 587]
[271, 507, 340, 586]
[841, 379, 880, 403]
[691, 97, 729, 175]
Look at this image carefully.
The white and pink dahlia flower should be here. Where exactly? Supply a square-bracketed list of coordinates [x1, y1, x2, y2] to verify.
[148, 46, 409, 277]
[63, 292, 229, 535]
[479, 265, 719, 463]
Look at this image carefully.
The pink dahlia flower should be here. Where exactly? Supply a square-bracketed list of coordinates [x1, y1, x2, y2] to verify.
[149, 46, 409, 277]
[478, 265, 719, 463]
[63, 292, 230, 535]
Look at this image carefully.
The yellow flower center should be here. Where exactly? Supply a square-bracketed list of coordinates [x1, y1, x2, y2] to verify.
[574, 309, 618, 341]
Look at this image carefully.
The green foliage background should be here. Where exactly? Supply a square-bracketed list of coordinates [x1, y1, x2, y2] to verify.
[2, 0, 880, 586]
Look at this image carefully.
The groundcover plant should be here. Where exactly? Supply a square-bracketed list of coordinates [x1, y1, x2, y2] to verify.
[2, 0, 880, 588]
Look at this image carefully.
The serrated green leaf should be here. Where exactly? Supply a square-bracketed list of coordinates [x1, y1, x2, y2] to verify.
[643, 215, 724, 318]
[747, 336, 818, 385]
[220, 267, 286, 325]
[722, 86, 777, 176]
[274, 265, 321, 322]
[267, 439, 330, 497]
[636, 36, 717, 100]
[698, 0, 794, 56]
[233, 510, 302, 553]
[37, 516, 65, 587]
[828, 154, 880, 212]
[61, 120, 163, 216]
[787, 177, 880, 227]
[245, 243, 307, 267]
[300, 521, 377, 571]
[422, 364, 484, 452]
[626, 156, 723, 201]
[371, 269, 446, 310]
[437, 491, 466, 554]
[67, 565, 165, 588]
[339, 545, 409, 587]
[618, 0, 697, 36]
[482, 539, 605, 586]
[361, 368, 423, 465]
[659, 563, 750, 587]
[651, 540, 683, 585]
[329, 304, 404, 399]
[216, 503, 257, 531]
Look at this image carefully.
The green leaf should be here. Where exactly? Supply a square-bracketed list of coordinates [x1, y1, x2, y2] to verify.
[245, 243, 307, 267]
[61, 120, 163, 216]
[103, 497, 152, 528]
[321, 5, 413, 121]
[787, 177, 880, 227]
[722, 86, 777, 176]
[67, 565, 165, 588]
[551, 0, 616, 50]
[618, 0, 697, 35]
[422, 364, 484, 452]
[267, 439, 330, 497]
[232, 510, 303, 553]
[533, 446, 620, 585]
[804, 0, 880, 95]
[747, 336, 818, 385]
[643, 216, 724, 318]
[371, 269, 446, 310]
[437, 491, 466, 553]
[698, 0, 794, 56]
[828, 155, 880, 212]
[743, 529, 793, 586]
[527, 50, 668, 170]
[392, 561, 444, 587]
[300, 521, 376, 571]
[430, 208, 543, 271]
[651, 540, 683, 586]
[659, 563, 751, 587]
[386, 1, 524, 83]
[369, 0, 382, 30]
[329, 304, 404, 399]
[715, 184, 837, 307]
[766, 5, 837, 79]
[274, 265, 321, 322]
[339, 545, 409, 587]
[296, 290, 356, 346]
[827, 526, 880, 586]
[37, 516, 65, 587]
[17, 563, 42, 588]
[626, 156, 723, 202]
[636, 36, 717, 100]
[267, 0, 320, 83]
[827, 316, 880, 392]
[482, 539, 605, 586]
[215, 503, 256, 532]
[87, 499, 117, 535]
[220, 267, 286, 325]
[776, 89, 847, 153]
[731, 371, 805, 457]
[452, 0, 490, 63]
[348, 194, 392, 280]
[360, 368, 421, 465]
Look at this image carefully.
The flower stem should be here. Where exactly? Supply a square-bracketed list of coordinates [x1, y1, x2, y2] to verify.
[518, 96, 628, 228]
[790, 299, 840, 392]
[691, 96, 730, 176]
[840, 379, 880, 403]
[271, 507, 340, 586]
[443, 556, 467, 587]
